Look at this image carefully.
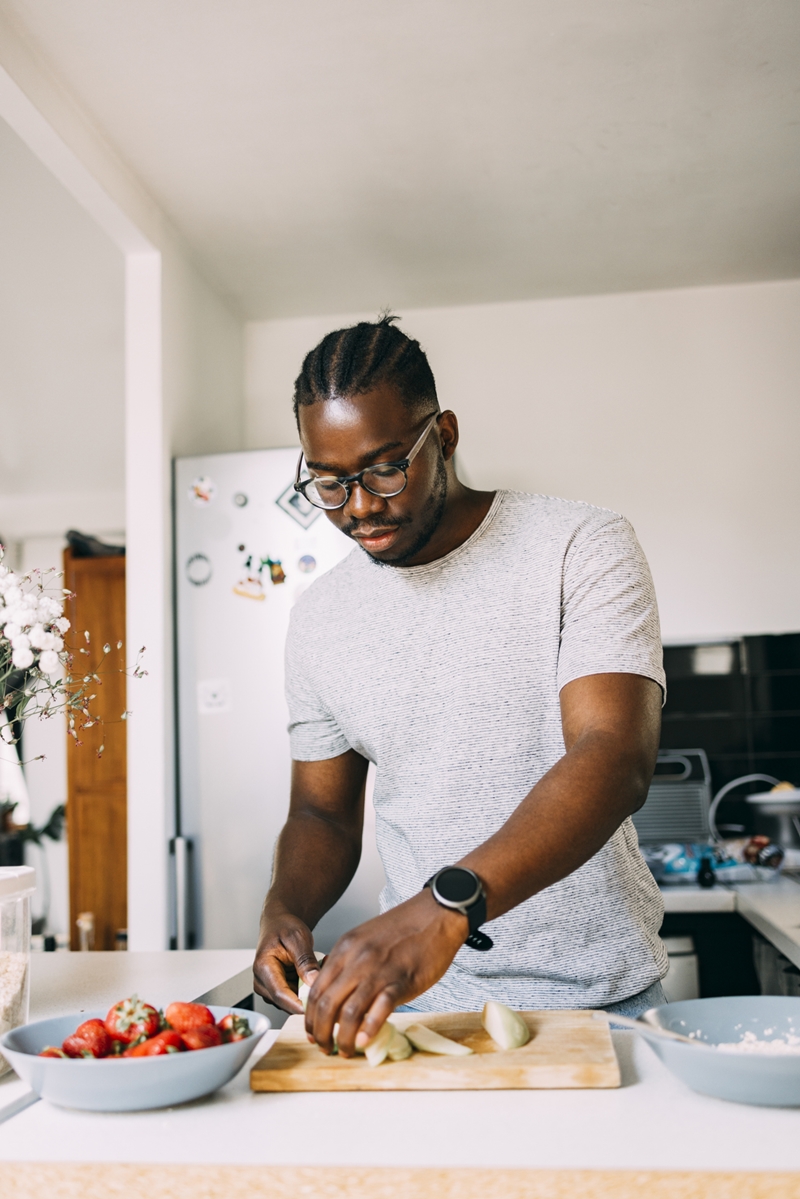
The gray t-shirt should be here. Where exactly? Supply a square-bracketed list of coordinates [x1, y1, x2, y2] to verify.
[286, 490, 668, 1010]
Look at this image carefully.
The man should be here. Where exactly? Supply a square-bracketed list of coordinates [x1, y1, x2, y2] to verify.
[253, 315, 667, 1058]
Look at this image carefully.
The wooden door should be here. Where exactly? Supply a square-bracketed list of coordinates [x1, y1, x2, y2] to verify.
[63, 549, 127, 951]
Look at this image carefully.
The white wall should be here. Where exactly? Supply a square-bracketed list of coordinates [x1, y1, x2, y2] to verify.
[0, 31, 245, 949]
[0, 116, 125, 543]
[245, 279, 800, 645]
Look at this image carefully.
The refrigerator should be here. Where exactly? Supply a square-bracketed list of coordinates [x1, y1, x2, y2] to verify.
[174, 448, 385, 950]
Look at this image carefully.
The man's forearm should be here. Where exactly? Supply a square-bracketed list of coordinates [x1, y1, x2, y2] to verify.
[459, 732, 651, 921]
[459, 674, 662, 924]
[264, 810, 362, 930]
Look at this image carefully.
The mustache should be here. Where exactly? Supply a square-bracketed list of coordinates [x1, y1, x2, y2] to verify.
[341, 515, 412, 539]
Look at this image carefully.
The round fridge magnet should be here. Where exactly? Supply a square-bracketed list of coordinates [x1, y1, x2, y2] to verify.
[186, 553, 213, 586]
[188, 476, 217, 506]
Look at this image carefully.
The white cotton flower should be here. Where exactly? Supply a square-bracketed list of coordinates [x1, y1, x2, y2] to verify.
[11, 633, 31, 652]
[55, 617, 70, 634]
[3, 585, 21, 606]
[38, 650, 60, 674]
[3, 622, 21, 640]
[39, 632, 56, 652]
[37, 597, 62, 622]
[28, 624, 47, 649]
[11, 646, 34, 669]
[52, 636, 64, 652]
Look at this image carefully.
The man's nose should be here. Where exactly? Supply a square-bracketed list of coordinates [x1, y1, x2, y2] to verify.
[344, 481, 387, 521]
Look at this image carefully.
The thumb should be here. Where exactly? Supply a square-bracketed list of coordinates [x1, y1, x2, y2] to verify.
[293, 947, 322, 985]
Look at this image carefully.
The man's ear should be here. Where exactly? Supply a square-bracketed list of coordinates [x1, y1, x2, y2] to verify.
[438, 411, 459, 462]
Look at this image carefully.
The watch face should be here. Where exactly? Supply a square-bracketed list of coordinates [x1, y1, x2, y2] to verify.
[435, 867, 480, 905]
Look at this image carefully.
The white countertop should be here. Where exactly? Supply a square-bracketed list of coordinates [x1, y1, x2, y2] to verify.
[1, 1027, 800, 1173]
[2, 900, 800, 1175]
[660, 884, 737, 913]
[661, 876, 800, 969]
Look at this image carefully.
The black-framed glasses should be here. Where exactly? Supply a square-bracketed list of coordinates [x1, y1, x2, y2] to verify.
[294, 413, 439, 511]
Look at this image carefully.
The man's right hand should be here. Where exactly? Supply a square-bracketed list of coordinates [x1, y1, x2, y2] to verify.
[253, 902, 321, 1013]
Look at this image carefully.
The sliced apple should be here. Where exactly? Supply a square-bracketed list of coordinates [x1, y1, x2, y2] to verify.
[386, 1027, 413, 1061]
[364, 1021, 396, 1067]
[481, 1001, 530, 1050]
[404, 1023, 473, 1056]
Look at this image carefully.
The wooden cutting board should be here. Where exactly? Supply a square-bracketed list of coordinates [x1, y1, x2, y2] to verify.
[250, 1010, 620, 1092]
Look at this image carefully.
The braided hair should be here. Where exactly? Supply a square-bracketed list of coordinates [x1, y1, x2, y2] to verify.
[293, 314, 439, 424]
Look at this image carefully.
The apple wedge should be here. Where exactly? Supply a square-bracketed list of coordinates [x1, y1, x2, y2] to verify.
[404, 1023, 473, 1056]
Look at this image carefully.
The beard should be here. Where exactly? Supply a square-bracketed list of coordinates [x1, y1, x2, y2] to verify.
[340, 454, 449, 568]
[369, 454, 448, 568]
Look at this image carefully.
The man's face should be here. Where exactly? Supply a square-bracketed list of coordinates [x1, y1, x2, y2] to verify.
[298, 382, 449, 566]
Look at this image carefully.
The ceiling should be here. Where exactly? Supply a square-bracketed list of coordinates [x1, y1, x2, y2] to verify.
[2, 0, 799, 319]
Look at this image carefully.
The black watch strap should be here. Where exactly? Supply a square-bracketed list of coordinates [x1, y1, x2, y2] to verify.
[424, 869, 494, 952]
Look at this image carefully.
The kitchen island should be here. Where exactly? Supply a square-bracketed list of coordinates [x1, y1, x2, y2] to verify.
[2, 941, 800, 1198]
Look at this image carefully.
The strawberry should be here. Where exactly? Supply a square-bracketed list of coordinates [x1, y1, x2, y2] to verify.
[62, 1018, 112, 1059]
[39, 1045, 68, 1058]
[164, 1001, 215, 1034]
[105, 995, 160, 1044]
[122, 1030, 184, 1057]
[216, 1012, 252, 1042]
[181, 1025, 223, 1051]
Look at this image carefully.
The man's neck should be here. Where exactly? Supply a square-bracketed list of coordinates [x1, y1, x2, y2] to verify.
[403, 481, 496, 567]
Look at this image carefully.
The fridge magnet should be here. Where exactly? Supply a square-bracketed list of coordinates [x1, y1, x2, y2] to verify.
[233, 555, 266, 601]
[189, 476, 216, 506]
[297, 555, 317, 574]
[275, 480, 321, 529]
[233, 492, 248, 508]
[233, 576, 265, 600]
[186, 553, 213, 586]
[264, 557, 286, 585]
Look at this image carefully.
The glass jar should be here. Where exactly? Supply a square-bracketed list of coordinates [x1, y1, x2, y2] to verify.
[0, 865, 36, 1077]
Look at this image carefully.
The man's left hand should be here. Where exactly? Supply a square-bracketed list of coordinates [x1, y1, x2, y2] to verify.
[303, 890, 467, 1057]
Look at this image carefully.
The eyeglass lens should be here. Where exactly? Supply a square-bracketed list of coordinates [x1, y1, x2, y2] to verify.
[305, 465, 406, 509]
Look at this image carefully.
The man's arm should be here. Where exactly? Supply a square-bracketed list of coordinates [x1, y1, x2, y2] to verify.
[253, 749, 369, 1012]
[303, 672, 662, 1055]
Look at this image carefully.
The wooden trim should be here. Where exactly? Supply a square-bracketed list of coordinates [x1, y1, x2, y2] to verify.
[3, 1164, 800, 1199]
[63, 549, 127, 951]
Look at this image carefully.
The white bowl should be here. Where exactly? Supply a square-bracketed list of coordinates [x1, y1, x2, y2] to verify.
[0, 1005, 269, 1111]
[642, 997, 800, 1106]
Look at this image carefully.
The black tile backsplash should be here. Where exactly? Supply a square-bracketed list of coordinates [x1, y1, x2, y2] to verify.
[752, 715, 800, 754]
[665, 675, 747, 716]
[744, 633, 800, 673]
[751, 674, 800, 714]
[661, 715, 751, 756]
[661, 632, 800, 829]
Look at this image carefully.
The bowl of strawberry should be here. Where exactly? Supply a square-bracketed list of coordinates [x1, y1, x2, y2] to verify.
[0, 997, 269, 1111]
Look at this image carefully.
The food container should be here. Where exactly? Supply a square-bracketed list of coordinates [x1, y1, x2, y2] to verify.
[0, 1005, 270, 1110]
[641, 996, 800, 1106]
[0, 865, 36, 1077]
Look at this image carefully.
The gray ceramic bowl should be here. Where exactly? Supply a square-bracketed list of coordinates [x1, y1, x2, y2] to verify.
[0, 1005, 270, 1111]
[640, 996, 800, 1106]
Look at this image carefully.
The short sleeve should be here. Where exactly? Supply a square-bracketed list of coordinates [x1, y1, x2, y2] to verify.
[285, 609, 351, 761]
[557, 516, 666, 701]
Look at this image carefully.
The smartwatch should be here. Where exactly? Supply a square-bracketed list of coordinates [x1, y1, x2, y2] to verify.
[424, 866, 493, 951]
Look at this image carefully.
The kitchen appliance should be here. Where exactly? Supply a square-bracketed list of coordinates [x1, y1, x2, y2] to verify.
[747, 788, 800, 850]
[174, 449, 386, 951]
[632, 750, 712, 844]
[250, 1010, 620, 1091]
[661, 936, 700, 1002]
